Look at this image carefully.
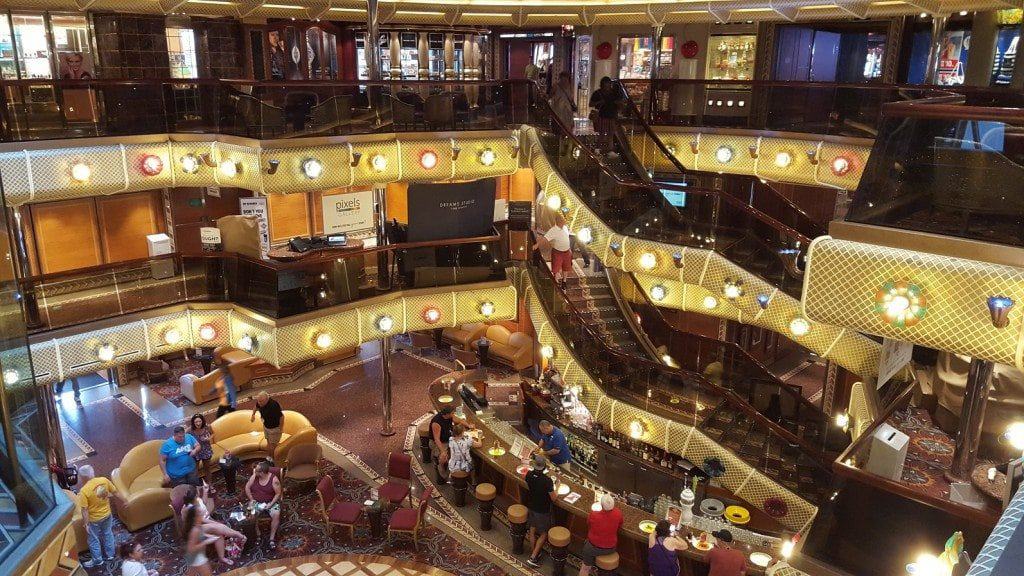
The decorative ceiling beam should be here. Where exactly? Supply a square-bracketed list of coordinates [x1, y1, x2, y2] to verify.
[769, 0, 799, 21]
[646, 4, 675, 26]
[836, 2, 871, 19]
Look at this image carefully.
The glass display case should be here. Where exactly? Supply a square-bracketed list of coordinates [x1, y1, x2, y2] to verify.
[399, 32, 418, 80]
[618, 35, 654, 79]
[13, 14, 51, 79]
[706, 34, 756, 80]
[0, 16, 16, 80]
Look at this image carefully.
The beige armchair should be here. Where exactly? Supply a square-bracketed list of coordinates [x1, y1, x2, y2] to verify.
[441, 323, 488, 350]
[111, 440, 174, 531]
[180, 346, 259, 405]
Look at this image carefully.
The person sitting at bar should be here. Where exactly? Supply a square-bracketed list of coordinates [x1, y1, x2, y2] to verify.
[430, 406, 474, 484]
[525, 455, 557, 568]
[649, 519, 688, 576]
[579, 493, 623, 576]
[160, 426, 202, 487]
[536, 420, 572, 472]
[245, 460, 283, 548]
[707, 530, 747, 576]
[447, 424, 481, 484]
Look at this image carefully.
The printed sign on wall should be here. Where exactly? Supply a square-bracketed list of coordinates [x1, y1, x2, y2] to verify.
[321, 190, 375, 238]
[239, 197, 270, 258]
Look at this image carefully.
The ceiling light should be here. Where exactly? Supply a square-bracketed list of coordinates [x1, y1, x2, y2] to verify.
[422, 306, 441, 324]
[314, 332, 333, 350]
[2, 369, 18, 385]
[831, 155, 852, 176]
[650, 284, 667, 302]
[419, 150, 438, 170]
[237, 334, 256, 352]
[715, 145, 734, 164]
[540, 345, 554, 359]
[301, 158, 324, 179]
[140, 154, 164, 176]
[370, 154, 388, 172]
[478, 148, 496, 166]
[703, 295, 719, 309]
[180, 154, 201, 174]
[163, 328, 182, 346]
[577, 227, 593, 244]
[70, 162, 91, 182]
[639, 252, 658, 271]
[376, 314, 395, 332]
[97, 343, 116, 362]
[219, 159, 239, 178]
[775, 151, 793, 168]
[198, 324, 217, 341]
[479, 301, 496, 317]
[789, 317, 810, 337]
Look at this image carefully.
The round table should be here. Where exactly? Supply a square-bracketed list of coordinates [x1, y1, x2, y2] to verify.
[971, 463, 1007, 502]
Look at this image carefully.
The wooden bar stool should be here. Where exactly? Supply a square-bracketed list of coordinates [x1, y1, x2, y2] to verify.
[548, 526, 571, 576]
[508, 503, 529, 554]
[596, 552, 620, 576]
[417, 422, 432, 463]
[450, 470, 470, 506]
[475, 483, 496, 531]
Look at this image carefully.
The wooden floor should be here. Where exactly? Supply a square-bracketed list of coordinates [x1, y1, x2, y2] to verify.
[222, 554, 454, 576]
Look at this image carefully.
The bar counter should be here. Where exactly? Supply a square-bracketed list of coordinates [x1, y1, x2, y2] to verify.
[428, 372, 782, 576]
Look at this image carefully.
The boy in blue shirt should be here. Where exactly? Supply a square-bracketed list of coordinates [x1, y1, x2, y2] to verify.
[159, 425, 202, 487]
[537, 420, 572, 472]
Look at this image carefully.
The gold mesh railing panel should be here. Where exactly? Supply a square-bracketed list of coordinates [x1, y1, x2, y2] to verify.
[621, 237, 683, 280]
[453, 285, 518, 326]
[142, 310, 193, 357]
[275, 309, 362, 366]
[695, 133, 758, 175]
[59, 322, 149, 380]
[262, 144, 354, 195]
[228, 311, 277, 366]
[753, 138, 817, 186]
[30, 145, 126, 202]
[847, 381, 876, 444]
[352, 139, 401, 187]
[28, 340, 59, 384]
[358, 298, 407, 341]
[804, 236, 1024, 368]
[188, 310, 232, 349]
[168, 141, 218, 189]
[122, 143, 175, 192]
[399, 138, 453, 183]
[452, 136, 519, 180]
[815, 141, 870, 191]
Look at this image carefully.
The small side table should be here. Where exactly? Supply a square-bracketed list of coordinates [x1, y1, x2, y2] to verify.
[476, 338, 490, 366]
[365, 499, 385, 539]
[226, 508, 258, 555]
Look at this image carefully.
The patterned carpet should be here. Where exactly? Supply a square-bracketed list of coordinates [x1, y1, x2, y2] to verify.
[81, 460, 506, 576]
[147, 359, 208, 408]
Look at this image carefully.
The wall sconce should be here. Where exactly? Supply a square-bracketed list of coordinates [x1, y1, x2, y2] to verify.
[97, 343, 116, 363]
[672, 251, 684, 268]
[689, 141, 699, 154]
[774, 151, 793, 168]
[479, 301, 496, 317]
[139, 154, 164, 176]
[789, 317, 811, 337]
[180, 154, 201, 174]
[715, 145, 734, 164]
[544, 194, 562, 211]
[806, 148, 819, 165]
[2, 369, 18, 385]
[219, 159, 241, 178]
[988, 296, 1015, 328]
[703, 295, 719, 309]
[756, 293, 770, 310]
[577, 227, 593, 245]
[376, 314, 395, 332]
[266, 159, 280, 175]
[610, 242, 623, 257]
[748, 145, 758, 159]
[70, 161, 92, 183]
[831, 155, 853, 176]
[369, 153, 387, 172]
[350, 152, 363, 167]
[638, 252, 658, 271]
[314, 332, 333, 350]
[834, 412, 850, 432]
[163, 328, 182, 346]
[649, 284, 667, 302]
[665, 145, 677, 156]
[451, 147, 462, 161]
[198, 324, 217, 342]
[422, 306, 442, 324]
[301, 158, 324, 179]
[723, 279, 744, 300]
[199, 153, 218, 167]
[478, 148, 496, 166]
[237, 334, 256, 352]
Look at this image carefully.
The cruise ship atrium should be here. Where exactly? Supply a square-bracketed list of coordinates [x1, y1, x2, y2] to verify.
[1, 1, 1023, 576]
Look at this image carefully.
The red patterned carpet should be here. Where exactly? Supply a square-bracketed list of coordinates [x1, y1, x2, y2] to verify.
[80, 460, 507, 576]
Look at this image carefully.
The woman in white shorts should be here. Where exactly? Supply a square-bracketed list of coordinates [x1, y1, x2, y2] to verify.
[184, 506, 218, 575]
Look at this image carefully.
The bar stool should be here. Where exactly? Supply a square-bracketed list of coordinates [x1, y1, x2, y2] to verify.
[548, 526, 571, 576]
[475, 483, 496, 531]
[508, 504, 529, 554]
[417, 421, 432, 463]
[596, 552, 620, 576]
[450, 470, 470, 506]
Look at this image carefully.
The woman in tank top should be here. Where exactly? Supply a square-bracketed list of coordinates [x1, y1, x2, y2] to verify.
[648, 519, 688, 576]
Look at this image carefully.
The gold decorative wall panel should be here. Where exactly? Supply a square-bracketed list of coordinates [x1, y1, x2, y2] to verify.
[525, 277, 817, 535]
[0, 132, 519, 207]
[803, 236, 1024, 369]
[28, 282, 516, 384]
[522, 126, 881, 378]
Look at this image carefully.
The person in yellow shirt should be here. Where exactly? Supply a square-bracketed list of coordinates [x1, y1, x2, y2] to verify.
[78, 465, 123, 568]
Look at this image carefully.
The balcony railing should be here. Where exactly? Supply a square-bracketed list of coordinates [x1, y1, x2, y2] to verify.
[20, 230, 506, 332]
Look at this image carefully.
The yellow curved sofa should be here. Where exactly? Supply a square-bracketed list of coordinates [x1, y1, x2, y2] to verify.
[110, 410, 317, 531]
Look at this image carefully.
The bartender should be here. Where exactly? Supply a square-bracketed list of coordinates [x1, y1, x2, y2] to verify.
[430, 406, 475, 484]
[536, 420, 572, 472]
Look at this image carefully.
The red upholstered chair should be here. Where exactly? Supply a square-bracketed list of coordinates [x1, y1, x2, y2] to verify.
[388, 486, 432, 550]
[378, 452, 412, 508]
[316, 476, 364, 542]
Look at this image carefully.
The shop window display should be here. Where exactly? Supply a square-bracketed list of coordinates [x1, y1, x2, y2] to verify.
[707, 34, 756, 80]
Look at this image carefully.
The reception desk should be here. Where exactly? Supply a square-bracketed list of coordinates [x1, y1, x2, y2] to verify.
[428, 372, 784, 576]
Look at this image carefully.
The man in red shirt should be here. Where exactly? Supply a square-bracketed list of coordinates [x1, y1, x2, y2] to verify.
[579, 494, 624, 576]
[707, 530, 747, 576]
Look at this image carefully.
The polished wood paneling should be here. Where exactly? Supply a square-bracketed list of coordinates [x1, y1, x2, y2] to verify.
[509, 168, 535, 201]
[95, 192, 164, 262]
[169, 187, 247, 254]
[32, 199, 103, 274]
[771, 182, 838, 227]
[385, 182, 408, 224]
[268, 192, 311, 242]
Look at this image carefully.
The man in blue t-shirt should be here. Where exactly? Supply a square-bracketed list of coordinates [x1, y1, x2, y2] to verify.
[159, 425, 202, 487]
[537, 420, 572, 472]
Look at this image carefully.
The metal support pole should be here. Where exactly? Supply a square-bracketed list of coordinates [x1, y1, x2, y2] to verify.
[948, 358, 994, 481]
[380, 336, 395, 436]
[924, 15, 949, 85]
[365, 0, 382, 82]
[374, 185, 390, 291]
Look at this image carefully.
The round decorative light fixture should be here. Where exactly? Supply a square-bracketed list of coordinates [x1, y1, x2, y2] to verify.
[375, 314, 395, 332]
[577, 227, 593, 245]
[139, 154, 164, 176]
[649, 284, 668, 302]
[70, 162, 92, 183]
[370, 154, 388, 172]
[629, 420, 646, 439]
[180, 154, 201, 174]
[540, 345, 555, 359]
[789, 317, 811, 337]
[544, 194, 562, 211]
[2, 369, 18, 385]
[198, 323, 217, 342]
[572, 147, 581, 159]
[703, 295, 719, 309]
[723, 279, 743, 300]
[661, 354, 678, 368]
[479, 301, 496, 317]
[422, 306, 442, 324]
[301, 158, 324, 179]
[314, 332, 333, 350]
[478, 148, 497, 166]
[97, 343, 116, 362]
[715, 145, 734, 164]
[775, 151, 794, 168]
[831, 155, 853, 176]
[638, 252, 658, 271]
[834, 412, 850, 430]
[874, 281, 927, 327]
[237, 334, 256, 352]
[1003, 422, 1024, 451]
[219, 159, 239, 178]
[163, 328, 182, 346]
[419, 150, 438, 170]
